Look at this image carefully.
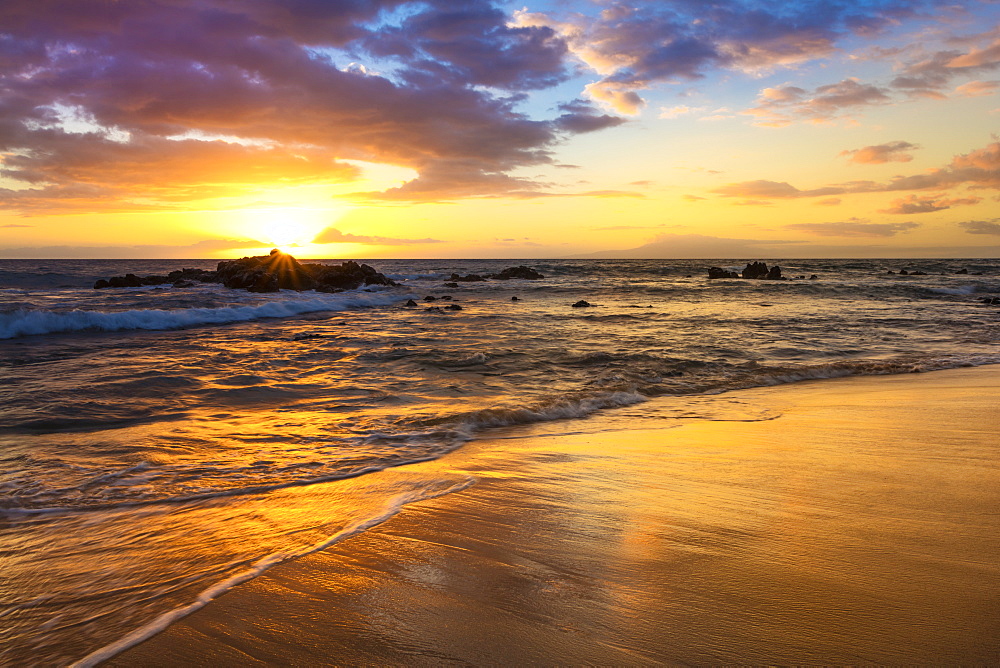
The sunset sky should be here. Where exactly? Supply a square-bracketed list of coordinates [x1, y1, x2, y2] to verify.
[1, 0, 999, 259]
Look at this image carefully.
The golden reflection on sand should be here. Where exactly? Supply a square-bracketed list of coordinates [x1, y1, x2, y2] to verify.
[109, 366, 1000, 665]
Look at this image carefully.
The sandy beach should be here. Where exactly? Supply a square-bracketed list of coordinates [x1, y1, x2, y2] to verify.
[107, 365, 1000, 666]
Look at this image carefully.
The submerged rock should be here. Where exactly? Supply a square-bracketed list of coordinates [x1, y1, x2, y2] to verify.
[450, 273, 487, 282]
[572, 300, 593, 307]
[707, 262, 784, 280]
[490, 266, 544, 280]
[707, 267, 739, 279]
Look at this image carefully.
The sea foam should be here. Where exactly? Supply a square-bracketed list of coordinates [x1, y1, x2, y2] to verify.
[0, 291, 402, 339]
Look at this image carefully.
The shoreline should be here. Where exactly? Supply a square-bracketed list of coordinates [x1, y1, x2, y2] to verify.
[107, 365, 1000, 665]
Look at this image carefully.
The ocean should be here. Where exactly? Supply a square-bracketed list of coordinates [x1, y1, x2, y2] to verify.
[2, 257, 999, 665]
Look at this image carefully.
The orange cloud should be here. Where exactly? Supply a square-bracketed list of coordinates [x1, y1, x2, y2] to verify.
[878, 194, 981, 214]
[840, 141, 919, 164]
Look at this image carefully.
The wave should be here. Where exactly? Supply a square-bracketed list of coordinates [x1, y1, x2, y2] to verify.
[0, 290, 402, 339]
[69, 475, 475, 668]
[926, 284, 977, 296]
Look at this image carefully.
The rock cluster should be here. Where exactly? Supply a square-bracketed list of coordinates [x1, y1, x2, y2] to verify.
[448, 266, 545, 283]
[95, 249, 396, 293]
[707, 262, 784, 280]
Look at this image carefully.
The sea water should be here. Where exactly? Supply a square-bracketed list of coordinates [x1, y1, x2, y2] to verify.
[2, 257, 999, 664]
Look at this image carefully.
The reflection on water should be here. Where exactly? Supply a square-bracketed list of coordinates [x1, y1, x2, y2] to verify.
[3, 259, 1000, 663]
[2, 463, 471, 666]
[107, 370, 1000, 665]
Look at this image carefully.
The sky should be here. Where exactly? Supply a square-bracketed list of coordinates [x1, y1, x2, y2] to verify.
[1, 0, 999, 259]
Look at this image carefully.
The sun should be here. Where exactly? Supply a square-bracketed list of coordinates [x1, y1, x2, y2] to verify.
[242, 208, 333, 252]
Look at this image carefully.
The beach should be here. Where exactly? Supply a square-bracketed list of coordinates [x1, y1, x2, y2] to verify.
[106, 365, 1000, 666]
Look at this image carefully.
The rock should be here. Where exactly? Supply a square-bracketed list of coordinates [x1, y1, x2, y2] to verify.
[305, 259, 396, 292]
[167, 268, 217, 283]
[742, 261, 769, 279]
[511, 296, 519, 301]
[443, 282, 459, 288]
[405, 299, 418, 307]
[956, 268, 969, 274]
[887, 270, 896, 275]
[172, 280, 195, 288]
[489, 265, 544, 280]
[707, 267, 739, 279]
[910, 270, 927, 276]
[571, 300, 593, 308]
[982, 297, 1000, 305]
[94, 251, 396, 293]
[216, 249, 316, 291]
[440, 296, 453, 301]
[899, 269, 909, 275]
[449, 273, 487, 282]
[444, 303, 462, 310]
[424, 296, 437, 301]
[765, 265, 783, 280]
[809, 274, 818, 280]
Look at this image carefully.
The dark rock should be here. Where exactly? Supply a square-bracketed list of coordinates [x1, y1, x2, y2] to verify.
[109, 273, 144, 288]
[443, 282, 459, 288]
[956, 268, 969, 274]
[304, 259, 396, 291]
[440, 296, 452, 300]
[405, 299, 418, 307]
[444, 303, 462, 310]
[167, 268, 217, 283]
[910, 270, 927, 276]
[216, 250, 316, 291]
[511, 296, 519, 301]
[172, 280, 195, 288]
[887, 270, 896, 274]
[809, 275, 818, 280]
[571, 300, 593, 308]
[742, 261, 769, 279]
[95, 251, 395, 294]
[707, 267, 739, 279]
[424, 296, 437, 301]
[982, 297, 1000, 305]
[450, 273, 487, 282]
[765, 265, 783, 280]
[489, 265, 544, 280]
[899, 269, 909, 275]
[425, 306, 443, 313]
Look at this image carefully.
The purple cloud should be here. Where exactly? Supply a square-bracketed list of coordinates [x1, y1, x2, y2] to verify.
[0, 0, 608, 212]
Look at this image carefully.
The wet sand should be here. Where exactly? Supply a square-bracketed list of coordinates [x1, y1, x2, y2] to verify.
[109, 366, 1000, 665]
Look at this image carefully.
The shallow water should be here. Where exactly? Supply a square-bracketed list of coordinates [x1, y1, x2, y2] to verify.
[2, 257, 999, 664]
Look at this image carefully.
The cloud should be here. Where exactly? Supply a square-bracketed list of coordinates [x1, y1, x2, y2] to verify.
[312, 228, 442, 245]
[0, 0, 641, 213]
[711, 180, 848, 199]
[0, 238, 266, 259]
[1, 223, 33, 228]
[959, 219, 1000, 235]
[841, 141, 919, 164]
[712, 140, 1000, 201]
[890, 33, 1000, 98]
[786, 219, 920, 237]
[955, 80, 1000, 97]
[815, 198, 842, 206]
[743, 78, 892, 126]
[514, 2, 926, 115]
[878, 194, 981, 214]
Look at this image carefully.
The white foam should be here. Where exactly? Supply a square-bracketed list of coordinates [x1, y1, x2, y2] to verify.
[928, 284, 976, 296]
[0, 291, 402, 339]
[69, 475, 475, 668]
